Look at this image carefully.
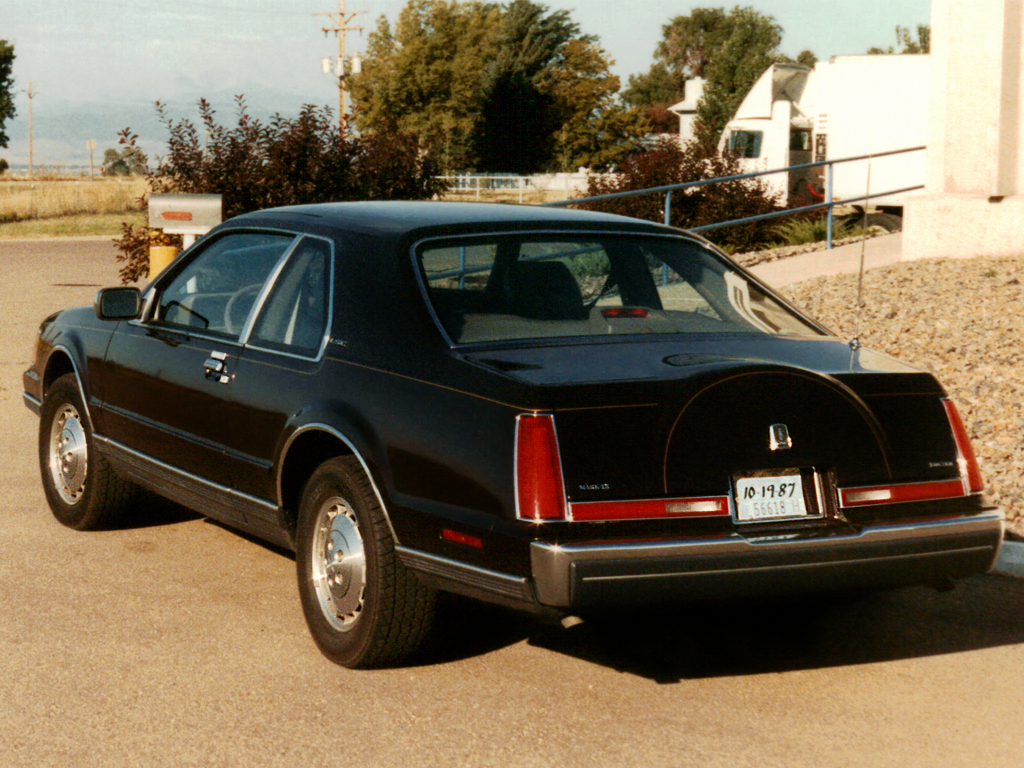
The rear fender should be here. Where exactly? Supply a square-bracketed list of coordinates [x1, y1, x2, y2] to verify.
[275, 405, 393, 542]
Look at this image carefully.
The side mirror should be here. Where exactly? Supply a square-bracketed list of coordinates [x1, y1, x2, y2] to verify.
[94, 287, 142, 320]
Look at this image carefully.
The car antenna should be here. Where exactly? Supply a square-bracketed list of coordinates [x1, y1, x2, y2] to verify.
[850, 162, 872, 352]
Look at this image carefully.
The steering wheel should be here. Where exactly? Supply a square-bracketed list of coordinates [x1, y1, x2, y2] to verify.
[223, 284, 263, 335]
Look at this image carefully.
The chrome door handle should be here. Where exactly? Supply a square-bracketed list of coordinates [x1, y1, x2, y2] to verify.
[203, 351, 230, 384]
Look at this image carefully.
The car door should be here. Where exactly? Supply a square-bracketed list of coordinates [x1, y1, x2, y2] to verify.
[218, 235, 333, 512]
[99, 230, 299, 498]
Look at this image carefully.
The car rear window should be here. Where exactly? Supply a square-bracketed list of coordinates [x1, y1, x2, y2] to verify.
[416, 234, 822, 344]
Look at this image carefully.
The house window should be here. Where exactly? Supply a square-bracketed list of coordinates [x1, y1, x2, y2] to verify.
[728, 130, 763, 159]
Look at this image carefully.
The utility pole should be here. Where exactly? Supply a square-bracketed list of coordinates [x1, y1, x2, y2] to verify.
[23, 82, 37, 177]
[317, 0, 365, 134]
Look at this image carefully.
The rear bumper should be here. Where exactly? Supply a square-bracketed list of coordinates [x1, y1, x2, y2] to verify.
[529, 511, 1004, 608]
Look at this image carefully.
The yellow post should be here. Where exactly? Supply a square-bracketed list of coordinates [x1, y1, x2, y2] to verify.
[148, 245, 180, 277]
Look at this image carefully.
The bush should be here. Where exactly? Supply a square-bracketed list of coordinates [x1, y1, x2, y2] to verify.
[772, 214, 859, 246]
[115, 97, 450, 283]
[575, 138, 780, 253]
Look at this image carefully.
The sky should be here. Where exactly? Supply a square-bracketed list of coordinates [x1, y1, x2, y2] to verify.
[1, 0, 931, 168]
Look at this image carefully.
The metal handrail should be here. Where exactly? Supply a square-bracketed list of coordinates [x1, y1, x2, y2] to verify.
[542, 145, 926, 249]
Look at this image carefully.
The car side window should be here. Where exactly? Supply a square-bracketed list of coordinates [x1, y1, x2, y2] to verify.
[248, 237, 330, 357]
[153, 232, 296, 341]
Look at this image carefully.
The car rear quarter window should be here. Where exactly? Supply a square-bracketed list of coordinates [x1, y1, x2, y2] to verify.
[248, 237, 331, 357]
[416, 233, 821, 345]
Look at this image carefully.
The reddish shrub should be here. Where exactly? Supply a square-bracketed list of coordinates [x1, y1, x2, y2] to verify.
[577, 138, 779, 253]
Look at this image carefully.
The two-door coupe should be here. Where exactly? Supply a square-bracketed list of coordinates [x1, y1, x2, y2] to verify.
[24, 201, 1003, 667]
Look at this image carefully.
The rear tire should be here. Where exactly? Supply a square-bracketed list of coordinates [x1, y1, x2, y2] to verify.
[861, 212, 902, 232]
[39, 373, 139, 530]
[296, 456, 435, 668]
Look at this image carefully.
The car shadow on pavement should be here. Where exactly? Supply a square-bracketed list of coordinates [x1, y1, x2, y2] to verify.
[525, 575, 1024, 683]
[116, 491, 203, 530]
[415, 592, 537, 665]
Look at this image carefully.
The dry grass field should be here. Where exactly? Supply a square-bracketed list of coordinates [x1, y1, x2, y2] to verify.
[440, 187, 578, 205]
[0, 176, 148, 235]
[0, 176, 575, 237]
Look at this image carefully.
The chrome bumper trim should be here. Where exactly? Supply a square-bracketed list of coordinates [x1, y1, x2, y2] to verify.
[396, 546, 533, 603]
[530, 511, 1005, 607]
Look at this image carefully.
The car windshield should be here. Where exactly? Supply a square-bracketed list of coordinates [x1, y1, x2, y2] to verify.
[416, 233, 822, 345]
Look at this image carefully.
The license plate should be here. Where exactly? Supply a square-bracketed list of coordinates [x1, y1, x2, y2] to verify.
[734, 473, 809, 522]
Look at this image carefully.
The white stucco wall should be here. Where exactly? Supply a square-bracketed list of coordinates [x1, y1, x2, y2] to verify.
[904, 0, 1024, 259]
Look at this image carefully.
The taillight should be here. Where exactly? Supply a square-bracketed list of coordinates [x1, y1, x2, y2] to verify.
[943, 399, 985, 494]
[601, 307, 649, 319]
[515, 413, 566, 521]
[840, 479, 966, 507]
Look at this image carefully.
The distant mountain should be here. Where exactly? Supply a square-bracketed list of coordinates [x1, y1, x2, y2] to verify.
[1, 83, 333, 173]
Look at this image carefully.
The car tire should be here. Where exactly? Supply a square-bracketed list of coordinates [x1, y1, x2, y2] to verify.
[39, 373, 139, 530]
[296, 456, 435, 668]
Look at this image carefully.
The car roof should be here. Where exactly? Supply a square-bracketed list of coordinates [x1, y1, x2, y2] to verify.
[227, 200, 677, 240]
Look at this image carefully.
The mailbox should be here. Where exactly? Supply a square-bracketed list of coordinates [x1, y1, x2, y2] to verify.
[147, 193, 223, 276]
[148, 193, 223, 239]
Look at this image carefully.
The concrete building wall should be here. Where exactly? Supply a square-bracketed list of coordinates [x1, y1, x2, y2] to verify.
[905, 0, 1024, 259]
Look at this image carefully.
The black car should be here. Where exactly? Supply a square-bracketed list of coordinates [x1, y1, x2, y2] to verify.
[23, 201, 1003, 667]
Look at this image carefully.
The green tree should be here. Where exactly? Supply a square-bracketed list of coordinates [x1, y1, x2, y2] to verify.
[102, 146, 147, 176]
[621, 62, 680, 133]
[692, 7, 782, 153]
[351, 0, 645, 173]
[795, 49, 818, 67]
[625, 7, 786, 146]
[622, 8, 736, 133]
[777, 49, 817, 67]
[538, 38, 648, 170]
[351, 0, 501, 169]
[472, 0, 579, 173]
[868, 24, 930, 54]
[0, 40, 15, 152]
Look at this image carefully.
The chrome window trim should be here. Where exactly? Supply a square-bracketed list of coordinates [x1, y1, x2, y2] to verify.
[131, 228, 301, 341]
[236, 235, 306, 345]
[128, 229, 334, 362]
[242, 234, 336, 363]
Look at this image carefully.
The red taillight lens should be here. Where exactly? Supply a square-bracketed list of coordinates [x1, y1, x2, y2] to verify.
[515, 414, 566, 521]
[601, 307, 649, 319]
[943, 399, 985, 494]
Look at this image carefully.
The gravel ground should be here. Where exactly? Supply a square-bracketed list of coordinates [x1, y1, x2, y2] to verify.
[753, 253, 1024, 535]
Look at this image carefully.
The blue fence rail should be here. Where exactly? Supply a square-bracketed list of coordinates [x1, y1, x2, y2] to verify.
[542, 146, 925, 249]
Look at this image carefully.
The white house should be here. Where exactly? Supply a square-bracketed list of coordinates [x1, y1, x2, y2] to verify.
[667, 77, 705, 146]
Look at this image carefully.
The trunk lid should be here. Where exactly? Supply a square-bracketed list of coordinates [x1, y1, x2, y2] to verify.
[468, 337, 962, 506]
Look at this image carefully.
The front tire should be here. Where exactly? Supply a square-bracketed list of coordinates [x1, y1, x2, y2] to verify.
[296, 456, 435, 668]
[39, 373, 138, 530]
